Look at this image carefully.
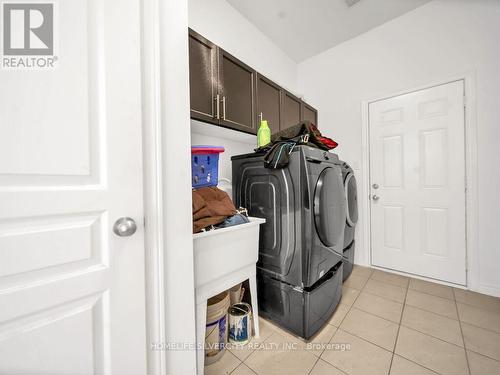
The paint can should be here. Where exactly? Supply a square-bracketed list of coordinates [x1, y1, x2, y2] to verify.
[228, 303, 251, 345]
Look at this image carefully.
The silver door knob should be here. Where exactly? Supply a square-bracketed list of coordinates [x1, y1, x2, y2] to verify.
[372, 183, 379, 189]
[372, 195, 380, 201]
[113, 217, 137, 237]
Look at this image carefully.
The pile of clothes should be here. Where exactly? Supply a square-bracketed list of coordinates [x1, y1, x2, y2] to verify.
[192, 187, 249, 233]
[258, 120, 338, 169]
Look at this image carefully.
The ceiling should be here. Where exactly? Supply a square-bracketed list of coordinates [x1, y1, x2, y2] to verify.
[226, 0, 432, 62]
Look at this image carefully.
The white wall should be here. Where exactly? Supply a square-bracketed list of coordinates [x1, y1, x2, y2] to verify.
[188, 0, 300, 186]
[188, 0, 298, 93]
[298, 0, 500, 296]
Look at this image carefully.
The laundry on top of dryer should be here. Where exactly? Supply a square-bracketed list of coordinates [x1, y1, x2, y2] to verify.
[270, 120, 338, 151]
[256, 121, 339, 169]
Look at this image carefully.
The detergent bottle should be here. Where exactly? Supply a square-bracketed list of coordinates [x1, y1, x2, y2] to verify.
[257, 119, 271, 148]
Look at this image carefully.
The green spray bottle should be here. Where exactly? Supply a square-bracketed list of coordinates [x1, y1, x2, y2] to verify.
[257, 119, 271, 148]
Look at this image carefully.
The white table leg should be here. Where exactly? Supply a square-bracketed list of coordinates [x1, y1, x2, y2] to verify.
[196, 300, 207, 375]
[249, 274, 260, 338]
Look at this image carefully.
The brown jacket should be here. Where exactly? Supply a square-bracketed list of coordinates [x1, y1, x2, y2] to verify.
[192, 187, 236, 233]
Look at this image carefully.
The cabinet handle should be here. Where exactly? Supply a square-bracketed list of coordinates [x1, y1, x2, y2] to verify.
[222, 96, 227, 121]
[215, 94, 220, 119]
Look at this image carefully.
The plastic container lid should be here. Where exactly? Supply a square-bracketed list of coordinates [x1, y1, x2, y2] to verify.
[191, 146, 225, 154]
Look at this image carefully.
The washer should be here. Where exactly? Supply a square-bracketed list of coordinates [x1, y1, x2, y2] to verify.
[232, 145, 346, 339]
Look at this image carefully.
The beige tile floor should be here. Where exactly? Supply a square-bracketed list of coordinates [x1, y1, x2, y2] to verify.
[205, 266, 500, 375]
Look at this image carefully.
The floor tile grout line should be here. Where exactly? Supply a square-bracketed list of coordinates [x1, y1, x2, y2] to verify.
[403, 301, 458, 320]
[345, 303, 472, 350]
[229, 362, 255, 375]
[388, 278, 410, 375]
[366, 276, 408, 290]
[355, 292, 459, 325]
[335, 327, 394, 355]
[454, 287, 500, 311]
[306, 355, 321, 375]
[399, 323, 472, 350]
[338, 278, 367, 327]
[358, 289, 406, 304]
[407, 286, 458, 303]
[225, 350, 243, 375]
[455, 296, 473, 375]
[349, 299, 468, 350]
[459, 318, 500, 335]
[314, 357, 349, 375]
[445, 315, 500, 336]
[370, 271, 462, 302]
[231, 269, 500, 375]
[404, 303, 458, 321]
[456, 299, 500, 316]
[399, 322, 465, 349]
[394, 353, 447, 375]
[369, 274, 410, 289]
[348, 305, 401, 326]
[408, 287, 456, 301]
[465, 347, 500, 364]
[454, 299, 500, 314]
[355, 287, 406, 304]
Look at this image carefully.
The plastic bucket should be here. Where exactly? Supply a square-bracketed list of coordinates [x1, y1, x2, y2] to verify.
[205, 291, 230, 365]
[229, 283, 244, 305]
[228, 303, 252, 345]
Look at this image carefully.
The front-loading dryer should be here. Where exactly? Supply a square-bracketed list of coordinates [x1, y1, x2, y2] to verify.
[341, 162, 358, 281]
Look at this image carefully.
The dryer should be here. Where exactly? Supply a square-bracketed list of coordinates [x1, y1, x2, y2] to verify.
[341, 162, 358, 281]
[232, 146, 346, 339]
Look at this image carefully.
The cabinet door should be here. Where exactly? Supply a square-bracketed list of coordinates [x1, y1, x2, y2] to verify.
[281, 91, 302, 130]
[256, 74, 281, 135]
[188, 29, 219, 123]
[301, 101, 318, 127]
[218, 49, 256, 134]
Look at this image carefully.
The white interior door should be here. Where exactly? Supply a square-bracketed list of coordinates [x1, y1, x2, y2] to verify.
[0, 0, 147, 374]
[369, 80, 466, 285]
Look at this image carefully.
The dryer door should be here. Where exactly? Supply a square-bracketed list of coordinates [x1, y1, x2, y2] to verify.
[314, 166, 346, 248]
[345, 172, 359, 227]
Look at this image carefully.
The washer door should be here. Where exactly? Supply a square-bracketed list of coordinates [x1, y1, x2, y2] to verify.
[314, 167, 345, 247]
[345, 172, 359, 227]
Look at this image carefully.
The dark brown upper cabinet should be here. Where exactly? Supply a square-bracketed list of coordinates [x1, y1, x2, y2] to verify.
[255, 74, 282, 135]
[301, 101, 318, 127]
[282, 90, 302, 130]
[218, 49, 256, 133]
[188, 28, 318, 136]
[188, 30, 218, 124]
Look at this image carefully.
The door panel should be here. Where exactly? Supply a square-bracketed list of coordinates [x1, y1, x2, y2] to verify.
[345, 173, 358, 227]
[301, 101, 318, 127]
[314, 167, 345, 248]
[0, 0, 147, 373]
[369, 80, 466, 285]
[282, 91, 302, 130]
[218, 49, 256, 133]
[188, 29, 218, 123]
[256, 74, 281, 135]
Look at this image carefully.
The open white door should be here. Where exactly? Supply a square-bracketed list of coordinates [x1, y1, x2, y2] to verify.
[369, 80, 466, 285]
[0, 0, 147, 373]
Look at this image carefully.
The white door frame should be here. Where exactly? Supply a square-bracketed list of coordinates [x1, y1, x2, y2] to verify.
[360, 72, 480, 292]
[142, 0, 197, 374]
